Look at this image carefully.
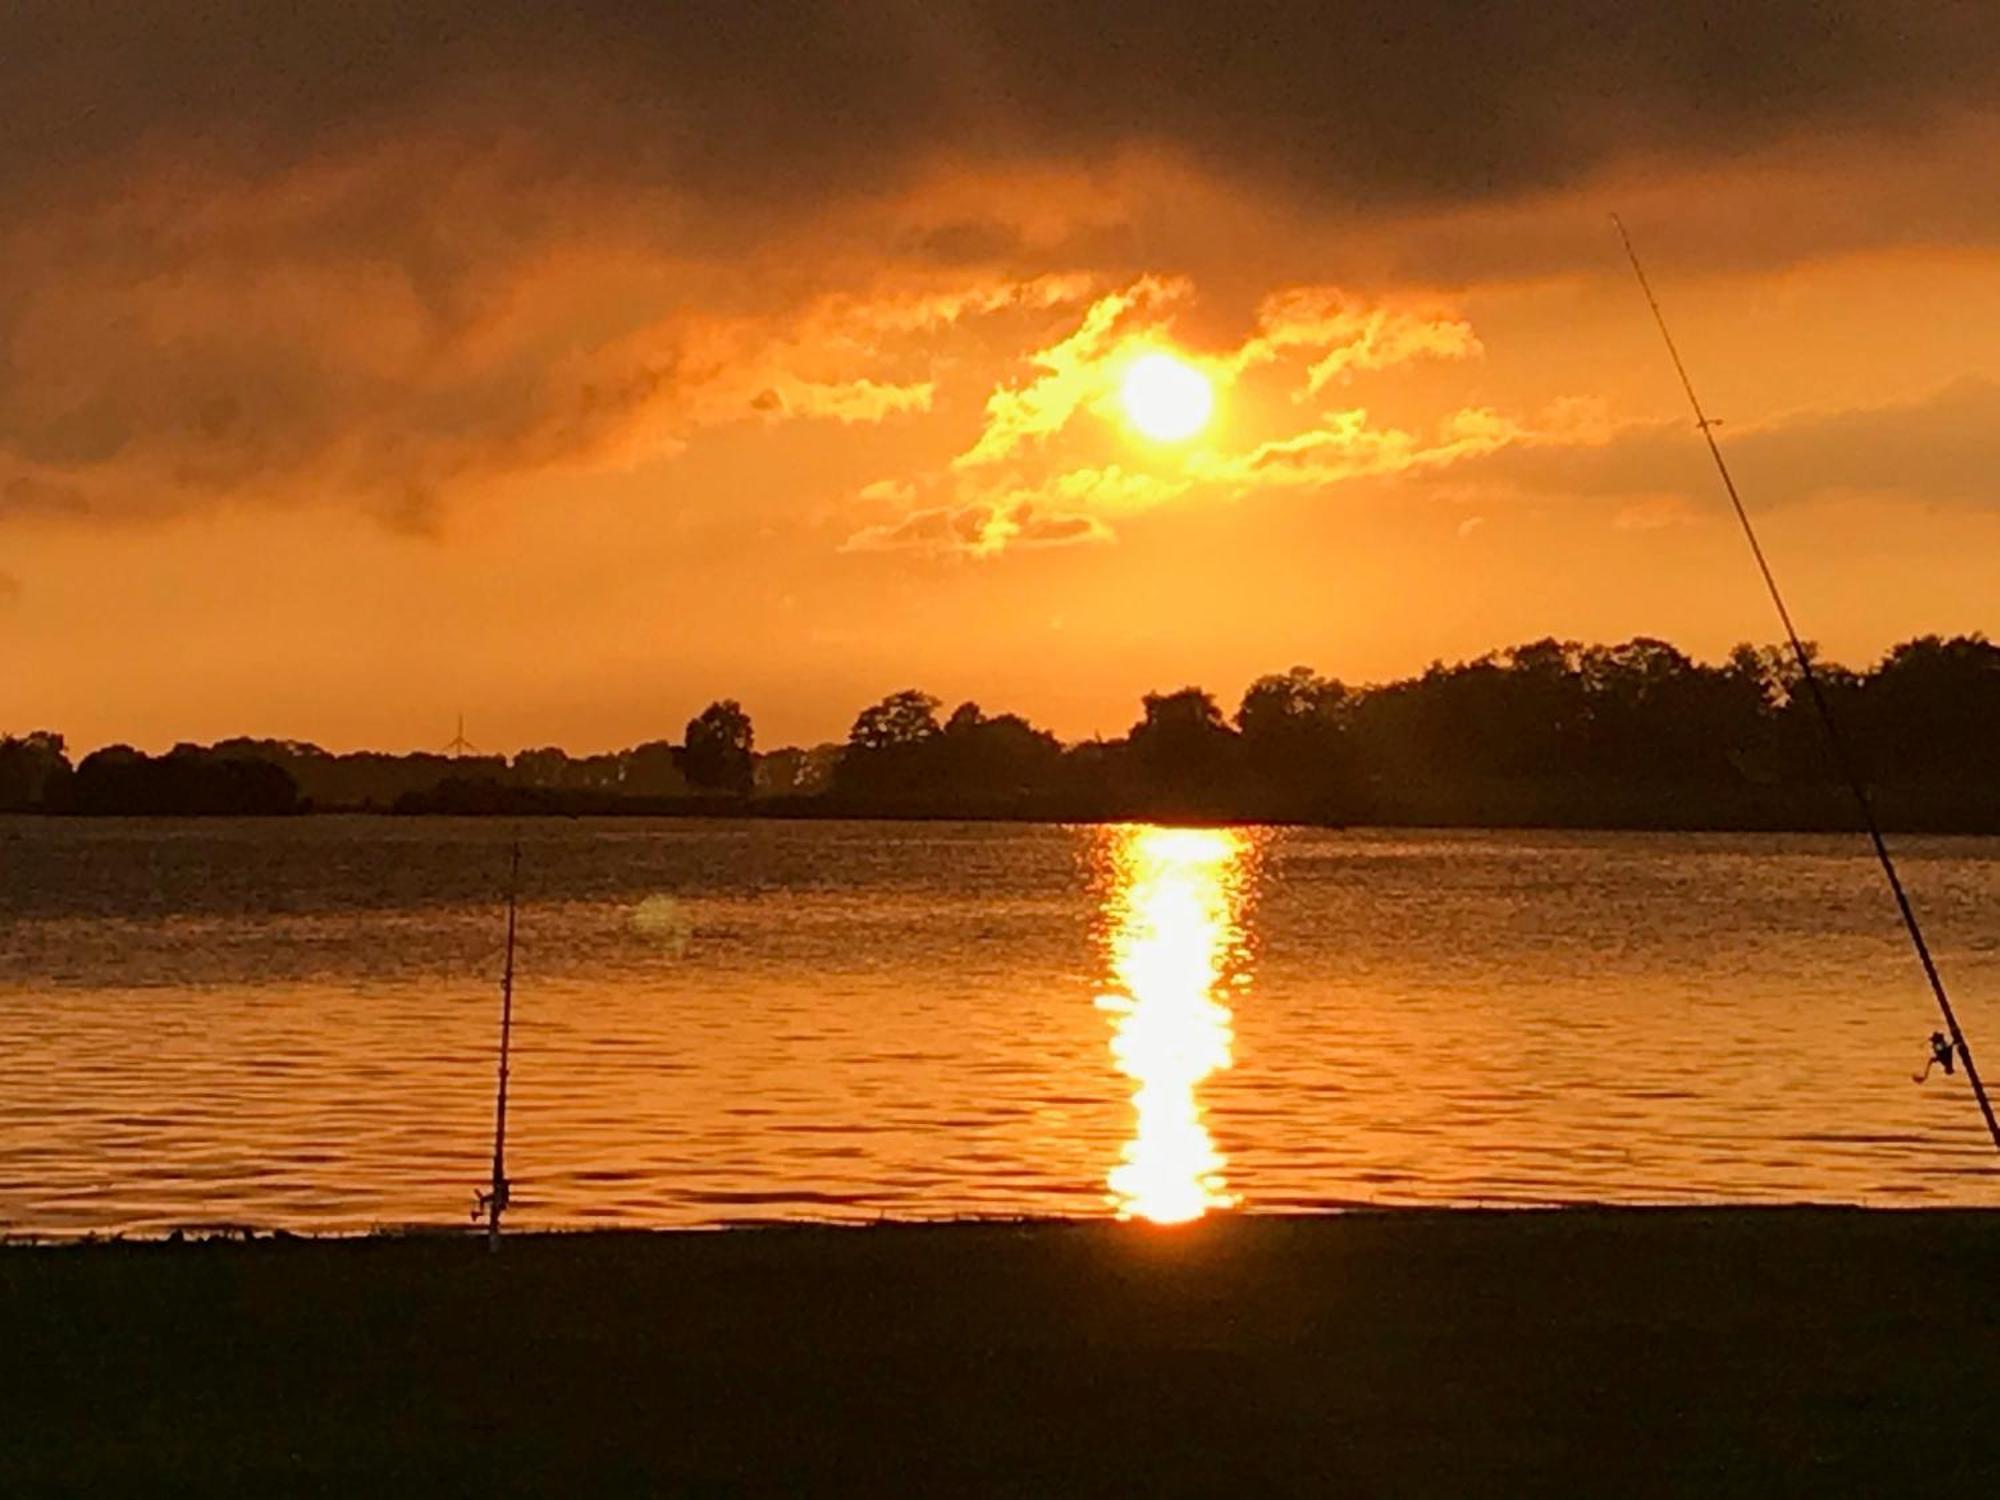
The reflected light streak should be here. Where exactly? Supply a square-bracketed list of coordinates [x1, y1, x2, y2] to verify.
[1094, 826, 1253, 1223]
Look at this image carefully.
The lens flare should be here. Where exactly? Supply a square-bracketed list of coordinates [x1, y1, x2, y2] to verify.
[1094, 825, 1254, 1223]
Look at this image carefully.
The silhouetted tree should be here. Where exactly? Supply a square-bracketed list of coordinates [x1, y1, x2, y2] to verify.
[621, 740, 686, 796]
[1865, 633, 2000, 782]
[1127, 687, 1240, 814]
[20, 630, 1998, 828]
[838, 689, 942, 796]
[850, 690, 942, 752]
[754, 745, 843, 797]
[1238, 667, 1345, 740]
[1058, 737, 1123, 809]
[933, 702, 1064, 799]
[1237, 668, 1349, 813]
[1575, 637, 1767, 780]
[684, 700, 755, 795]
[1487, 640, 1593, 774]
[0, 731, 72, 811]
[512, 746, 575, 788]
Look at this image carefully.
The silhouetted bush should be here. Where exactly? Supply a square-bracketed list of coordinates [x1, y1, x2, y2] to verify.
[25, 633, 2000, 829]
[67, 745, 302, 816]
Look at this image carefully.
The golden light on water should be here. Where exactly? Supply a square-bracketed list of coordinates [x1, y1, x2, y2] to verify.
[1094, 825, 1254, 1223]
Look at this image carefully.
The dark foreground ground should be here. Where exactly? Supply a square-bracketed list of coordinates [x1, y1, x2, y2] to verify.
[5, 1209, 1999, 1494]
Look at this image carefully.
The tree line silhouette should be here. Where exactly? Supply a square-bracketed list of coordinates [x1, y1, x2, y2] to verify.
[5, 634, 1997, 830]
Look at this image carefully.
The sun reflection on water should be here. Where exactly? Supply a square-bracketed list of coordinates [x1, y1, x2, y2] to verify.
[1094, 825, 1256, 1223]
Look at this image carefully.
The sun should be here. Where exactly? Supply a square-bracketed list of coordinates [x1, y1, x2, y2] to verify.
[1120, 351, 1214, 442]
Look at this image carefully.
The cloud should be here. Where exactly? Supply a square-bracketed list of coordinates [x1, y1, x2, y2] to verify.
[10, 4, 1997, 221]
[952, 278, 1190, 470]
[854, 343, 2000, 559]
[944, 276, 1485, 475]
[1233, 288, 1481, 395]
[748, 380, 935, 425]
[849, 278, 1497, 554]
[1716, 378, 2000, 509]
[1, 474, 89, 519]
[1194, 406, 1523, 495]
[9, 6, 2000, 531]
[1455, 378, 2000, 513]
[1613, 496, 1701, 531]
[856, 478, 917, 506]
[999, 465, 1188, 516]
[0, 251, 1083, 525]
[843, 501, 1111, 558]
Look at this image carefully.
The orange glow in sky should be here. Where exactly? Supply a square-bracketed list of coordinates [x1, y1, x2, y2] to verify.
[5, 11, 2000, 755]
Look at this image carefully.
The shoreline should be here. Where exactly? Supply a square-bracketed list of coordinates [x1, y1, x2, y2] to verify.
[9, 1206, 1999, 1490]
[5, 1196, 1995, 1246]
[16, 804, 2000, 835]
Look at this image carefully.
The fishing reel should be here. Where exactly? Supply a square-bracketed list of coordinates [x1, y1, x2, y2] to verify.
[472, 1177, 511, 1222]
[1913, 1032, 1956, 1084]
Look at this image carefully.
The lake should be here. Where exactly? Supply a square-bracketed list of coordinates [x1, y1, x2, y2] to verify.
[1, 817, 1995, 1235]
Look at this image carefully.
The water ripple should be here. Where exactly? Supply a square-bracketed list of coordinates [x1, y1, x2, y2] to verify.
[0, 817, 1995, 1234]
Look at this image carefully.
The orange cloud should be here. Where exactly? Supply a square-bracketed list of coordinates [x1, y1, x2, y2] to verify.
[951, 277, 1192, 471]
[1446, 377, 2000, 516]
[843, 501, 1112, 557]
[1234, 288, 1481, 394]
[0, 206, 1096, 528]
[844, 278, 1510, 555]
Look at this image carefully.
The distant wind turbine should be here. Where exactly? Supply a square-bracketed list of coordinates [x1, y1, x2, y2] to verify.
[444, 713, 477, 758]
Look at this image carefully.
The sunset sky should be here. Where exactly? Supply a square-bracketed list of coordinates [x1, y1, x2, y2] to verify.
[6, 3, 2000, 753]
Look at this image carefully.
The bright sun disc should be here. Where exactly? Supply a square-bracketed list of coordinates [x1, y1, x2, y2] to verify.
[1120, 352, 1213, 442]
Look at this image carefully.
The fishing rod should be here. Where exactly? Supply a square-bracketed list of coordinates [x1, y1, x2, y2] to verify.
[476, 837, 522, 1249]
[1613, 217, 2000, 1156]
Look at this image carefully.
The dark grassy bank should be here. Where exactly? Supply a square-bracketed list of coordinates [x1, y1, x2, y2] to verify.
[385, 775, 2000, 832]
[6, 1210, 1999, 1494]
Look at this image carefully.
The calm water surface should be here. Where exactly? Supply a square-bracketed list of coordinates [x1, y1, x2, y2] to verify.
[1, 817, 1996, 1234]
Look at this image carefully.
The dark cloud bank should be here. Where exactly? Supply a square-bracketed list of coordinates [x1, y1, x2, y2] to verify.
[10, 1, 1999, 212]
[5, 2, 1998, 526]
